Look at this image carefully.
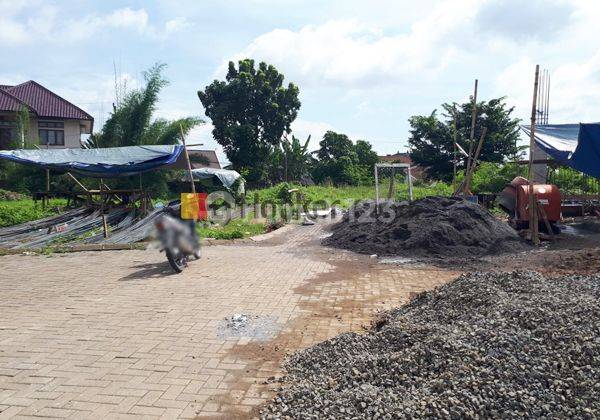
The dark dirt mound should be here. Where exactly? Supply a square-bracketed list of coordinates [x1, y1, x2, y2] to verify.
[261, 271, 600, 419]
[324, 196, 529, 258]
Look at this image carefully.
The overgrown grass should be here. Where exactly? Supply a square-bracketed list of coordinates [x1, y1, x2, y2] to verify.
[246, 182, 452, 208]
[196, 218, 267, 240]
[0, 199, 67, 228]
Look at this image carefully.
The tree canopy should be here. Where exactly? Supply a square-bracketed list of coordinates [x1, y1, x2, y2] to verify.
[89, 63, 201, 148]
[408, 97, 521, 181]
[312, 131, 379, 185]
[198, 59, 301, 184]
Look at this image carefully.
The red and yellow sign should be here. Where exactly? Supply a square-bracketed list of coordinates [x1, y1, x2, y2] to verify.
[180, 193, 208, 220]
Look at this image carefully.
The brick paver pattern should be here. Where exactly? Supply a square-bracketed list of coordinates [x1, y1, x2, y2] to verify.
[0, 223, 458, 419]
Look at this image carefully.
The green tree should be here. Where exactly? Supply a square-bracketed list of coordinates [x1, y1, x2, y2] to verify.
[408, 97, 520, 181]
[87, 63, 202, 197]
[197, 59, 301, 184]
[268, 135, 313, 183]
[312, 131, 378, 185]
[90, 63, 201, 148]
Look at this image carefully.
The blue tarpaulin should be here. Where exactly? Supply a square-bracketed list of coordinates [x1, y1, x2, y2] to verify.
[0, 145, 184, 178]
[521, 123, 600, 179]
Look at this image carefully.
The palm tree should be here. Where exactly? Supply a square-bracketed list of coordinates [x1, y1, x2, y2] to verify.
[87, 63, 202, 148]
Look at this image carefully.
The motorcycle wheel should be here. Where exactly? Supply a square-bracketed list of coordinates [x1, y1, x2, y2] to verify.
[193, 247, 201, 260]
[166, 249, 186, 273]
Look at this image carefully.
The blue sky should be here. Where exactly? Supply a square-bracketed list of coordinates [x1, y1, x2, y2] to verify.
[2, 0, 599, 165]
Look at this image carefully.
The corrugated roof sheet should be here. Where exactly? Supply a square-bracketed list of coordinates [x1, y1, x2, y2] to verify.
[1, 81, 93, 121]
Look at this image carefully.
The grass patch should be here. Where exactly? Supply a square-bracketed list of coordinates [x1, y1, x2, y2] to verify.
[197, 218, 267, 240]
[246, 182, 452, 209]
[0, 199, 68, 228]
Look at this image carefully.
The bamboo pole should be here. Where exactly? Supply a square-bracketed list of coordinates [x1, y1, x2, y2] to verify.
[528, 65, 540, 246]
[66, 172, 89, 192]
[465, 79, 478, 179]
[465, 127, 488, 193]
[452, 112, 458, 192]
[179, 125, 196, 195]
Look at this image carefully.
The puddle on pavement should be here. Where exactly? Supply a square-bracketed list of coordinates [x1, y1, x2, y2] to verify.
[217, 313, 281, 341]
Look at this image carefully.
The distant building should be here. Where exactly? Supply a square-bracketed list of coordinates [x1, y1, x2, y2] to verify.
[379, 152, 424, 179]
[0, 81, 93, 149]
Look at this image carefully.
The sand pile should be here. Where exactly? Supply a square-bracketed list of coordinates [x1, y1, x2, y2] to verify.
[324, 196, 528, 258]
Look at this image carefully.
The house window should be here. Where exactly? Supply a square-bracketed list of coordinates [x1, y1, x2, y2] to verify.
[39, 121, 65, 146]
[0, 118, 17, 149]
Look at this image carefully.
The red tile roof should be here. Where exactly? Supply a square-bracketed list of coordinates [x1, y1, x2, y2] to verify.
[0, 81, 93, 122]
[0, 89, 28, 112]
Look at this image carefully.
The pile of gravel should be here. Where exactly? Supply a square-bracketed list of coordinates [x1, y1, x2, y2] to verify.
[324, 196, 529, 258]
[261, 271, 600, 419]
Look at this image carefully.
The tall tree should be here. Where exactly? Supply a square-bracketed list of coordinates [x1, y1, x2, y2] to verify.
[198, 59, 301, 184]
[89, 63, 201, 148]
[408, 97, 520, 181]
[312, 131, 378, 185]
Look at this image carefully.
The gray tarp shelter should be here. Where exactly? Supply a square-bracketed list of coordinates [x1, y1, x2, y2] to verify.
[183, 168, 244, 194]
[0, 145, 184, 178]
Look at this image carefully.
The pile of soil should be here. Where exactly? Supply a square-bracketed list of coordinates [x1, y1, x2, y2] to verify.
[261, 271, 600, 419]
[324, 196, 529, 258]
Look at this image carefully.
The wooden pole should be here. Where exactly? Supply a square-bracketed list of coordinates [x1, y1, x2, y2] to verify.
[465, 79, 478, 177]
[66, 172, 89, 192]
[452, 112, 458, 192]
[465, 127, 488, 193]
[179, 125, 196, 195]
[374, 164, 380, 214]
[387, 167, 396, 200]
[528, 65, 540, 246]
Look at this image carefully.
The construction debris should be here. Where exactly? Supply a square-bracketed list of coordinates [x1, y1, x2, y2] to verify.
[261, 271, 600, 419]
[324, 196, 529, 259]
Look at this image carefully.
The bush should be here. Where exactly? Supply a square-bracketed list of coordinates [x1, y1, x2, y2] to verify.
[0, 199, 67, 228]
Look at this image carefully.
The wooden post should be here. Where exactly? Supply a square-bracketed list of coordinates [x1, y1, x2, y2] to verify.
[99, 181, 109, 238]
[452, 112, 458, 192]
[179, 125, 196, 195]
[386, 167, 396, 200]
[528, 65, 540, 246]
[465, 127, 488, 193]
[374, 164, 380, 214]
[465, 79, 478, 178]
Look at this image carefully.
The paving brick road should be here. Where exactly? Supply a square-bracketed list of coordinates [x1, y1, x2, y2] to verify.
[0, 223, 458, 419]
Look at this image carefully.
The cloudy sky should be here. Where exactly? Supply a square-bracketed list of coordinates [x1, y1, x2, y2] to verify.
[2, 0, 599, 164]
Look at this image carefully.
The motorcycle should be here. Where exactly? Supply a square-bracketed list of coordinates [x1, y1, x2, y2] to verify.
[155, 212, 201, 273]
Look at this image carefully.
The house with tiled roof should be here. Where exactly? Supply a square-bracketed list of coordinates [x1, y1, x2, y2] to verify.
[0, 81, 93, 149]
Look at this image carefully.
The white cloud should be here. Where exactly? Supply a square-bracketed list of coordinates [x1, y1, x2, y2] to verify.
[221, 0, 480, 88]
[0, 5, 188, 46]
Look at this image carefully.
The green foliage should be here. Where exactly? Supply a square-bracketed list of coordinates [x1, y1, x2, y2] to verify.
[456, 161, 526, 194]
[311, 131, 379, 185]
[90, 64, 202, 148]
[247, 182, 452, 208]
[408, 97, 521, 181]
[0, 199, 66, 228]
[85, 63, 202, 196]
[198, 59, 301, 184]
[267, 135, 313, 183]
[196, 218, 266, 239]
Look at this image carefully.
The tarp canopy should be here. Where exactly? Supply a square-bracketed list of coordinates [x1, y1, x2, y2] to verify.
[183, 168, 244, 193]
[521, 123, 600, 179]
[0, 145, 183, 178]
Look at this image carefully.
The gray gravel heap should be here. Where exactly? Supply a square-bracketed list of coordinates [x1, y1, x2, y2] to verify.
[324, 196, 529, 258]
[261, 271, 600, 419]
